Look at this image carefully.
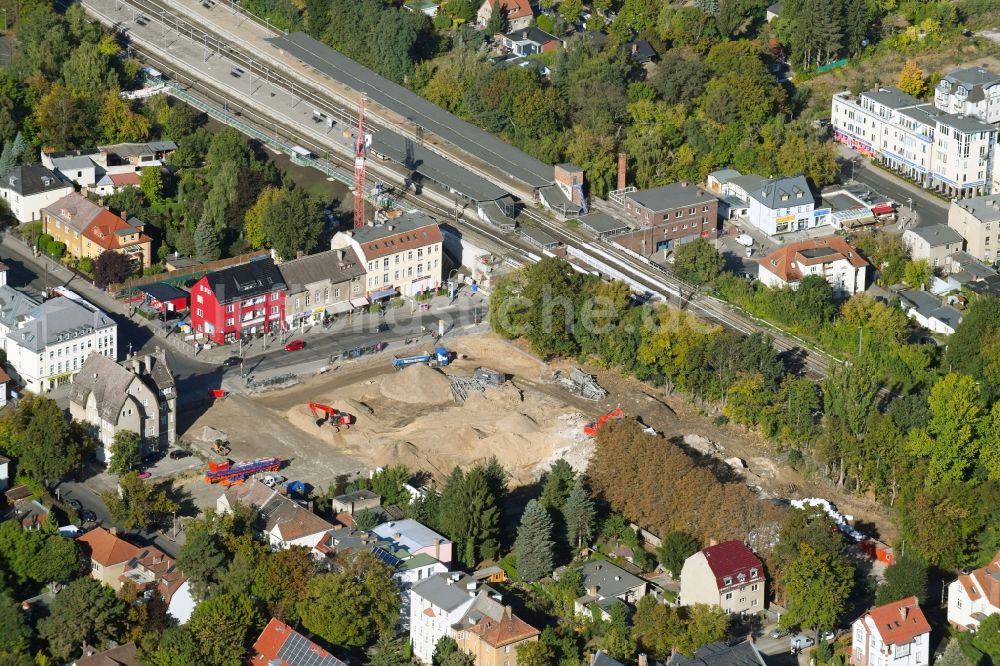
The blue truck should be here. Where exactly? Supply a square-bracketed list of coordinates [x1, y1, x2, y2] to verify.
[391, 347, 451, 369]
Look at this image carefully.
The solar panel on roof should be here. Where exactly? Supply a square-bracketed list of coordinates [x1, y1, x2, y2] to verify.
[370, 546, 402, 569]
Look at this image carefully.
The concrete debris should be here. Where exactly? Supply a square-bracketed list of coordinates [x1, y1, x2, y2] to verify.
[553, 367, 607, 400]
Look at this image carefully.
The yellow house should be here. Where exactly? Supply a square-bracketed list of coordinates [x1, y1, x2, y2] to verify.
[452, 594, 540, 666]
[77, 526, 140, 591]
[42, 192, 152, 268]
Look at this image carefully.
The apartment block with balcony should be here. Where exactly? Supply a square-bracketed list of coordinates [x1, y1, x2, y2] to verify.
[832, 85, 996, 199]
[189, 258, 286, 345]
[935, 66, 1000, 124]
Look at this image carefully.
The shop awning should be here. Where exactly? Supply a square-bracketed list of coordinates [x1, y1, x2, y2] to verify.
[350, 297, 369, 308]
[370, 288, 398, 300]
[327, 301, 352, 315]
[870, 203, 895, 215]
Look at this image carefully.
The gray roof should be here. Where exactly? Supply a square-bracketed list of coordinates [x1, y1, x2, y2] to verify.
[578, 560, 646, 599]
[519, 224, 559, 249]
[749, 175, 813, 209]
[667, 640, 766, 665]
[928, 304, 962, 328]
[625, 182, 716, 213]
[372, 518, 448, 551]
[333, 489, 379, 504]
[350, 211, 439, 245]
[44, 192, 105, 234]
[944, 66, 1000, 88]
[767, 1, 781, 13]
[897, 104, 939, 128]
[955, 194, 1000, 224]
[577, 212, 630, 236]
[591, 651, 627, 666]
[899, 289, 941, 316]
[947, 250, 996, 281]
[146, 140, 177, 152]
[862, 85, 922, 110]
[8, 296, 115, 353]
[50, 155, 96, 172]
[69, 353, 141, 423]
[267, 32, 552, 188]
[504, 27, 559, 45]
[708, 168, 741, 183]
[727, 174, 766, 194]
[0, 285, 40, 333]
[1, 165, 69, 197]
[279, 247, 365, 291]
[204, 257, 286, 304]
[905, 223, 964, 247]
[411, 572, 493, 611]
[370, 129, 509, 202]
[934, 108, 995, 133]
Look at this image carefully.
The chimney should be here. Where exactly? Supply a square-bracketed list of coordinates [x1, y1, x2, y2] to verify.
[434, 537, 441, 561]
[638, 654, 648, 666]
[631, 43, 638, 54]
[899, 605, 908, 622]
[337, 249, 345, 261]
[393, 532, 402, 540]
[586, 585, 599, 596]
[504, 605, 512, 619]
[110, 526, 118, 536]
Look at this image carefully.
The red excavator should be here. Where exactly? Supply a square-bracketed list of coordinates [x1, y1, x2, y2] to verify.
[583, 408, 624, 437]
[308, 403, 355, 431]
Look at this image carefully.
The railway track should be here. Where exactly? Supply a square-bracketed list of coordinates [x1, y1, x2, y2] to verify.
[81, 0, 842, 380]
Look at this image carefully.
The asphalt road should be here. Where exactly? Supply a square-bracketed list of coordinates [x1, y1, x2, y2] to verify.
[843, 156, 949, 228]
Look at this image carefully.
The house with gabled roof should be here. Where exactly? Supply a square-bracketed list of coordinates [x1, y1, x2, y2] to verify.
[78, 527, 142, 591]
[947, 550, 1000, 631]
[0, 164, 73, 223]
[679, 541, 765, 614]
[251, 617, 348, 666]
[452, 592, 540, 666]
[850, 596, 930, 666]
[217, 480, 337, 556]
[120, 543, 196, 623]
[476, 0, 533, 31]
[572, 560, 648, 619]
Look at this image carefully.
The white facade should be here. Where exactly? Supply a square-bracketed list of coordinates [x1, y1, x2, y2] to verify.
[935, 67, 1000, 124]
[832, 86, 996, 198]
[746, 176, 826, 236]
[758, 237, 869, 296]
[850, 598, 929, 666]
[946, 552, 1000, 631]
[409, 573, 483, 664]
[0, 172, 73, 224]
[167, 581, 197, 624]
[3, 297, 117, 394]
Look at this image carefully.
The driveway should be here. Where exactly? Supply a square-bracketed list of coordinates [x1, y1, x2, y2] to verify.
[837, 147, 949, 228]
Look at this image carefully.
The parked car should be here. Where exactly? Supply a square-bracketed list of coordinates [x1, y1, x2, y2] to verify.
[67, 499, 83, 512]
[81, 510, 97, 524]
[375, 323, 389, 333]
[769, 628, 786, 639]
[261, 474, 286, 488]
[168, 449, 189, 460]
[735, 233, 754, 247]
[284, 340, 306, 352]
[222, 356, 241, 368]
[790, 634, 815, 651]
[138, 471, 152, 480]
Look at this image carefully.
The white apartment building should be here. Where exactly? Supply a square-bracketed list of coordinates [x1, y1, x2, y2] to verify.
[935, 66, 1000, 124]
[850, 597, 930, 666]
[947, 551, 1000, 631]
[330, 211, 445, 301]
[0, 164, 73, 224]
[758, 236, 870, 296]
[409, 572, 495, 664]
[747, 175, 829, 236]
[832, 85, 996, 199]
[3, 294, 117, 393]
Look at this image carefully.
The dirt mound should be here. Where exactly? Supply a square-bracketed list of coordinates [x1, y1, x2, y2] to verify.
[379, 364, 453, 404]
[496, 413, 539, 435]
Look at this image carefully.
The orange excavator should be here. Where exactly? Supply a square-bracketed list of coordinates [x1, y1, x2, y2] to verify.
[583, 408, 624, 437]
[308, 403, 355, 431]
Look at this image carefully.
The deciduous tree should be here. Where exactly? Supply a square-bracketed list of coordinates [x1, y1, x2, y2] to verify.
[515, 499, 555, 582]
[107, 431, 142, 476]
[907, 373, 983, 484]
[0, 395, 91, 485]
[177, 529, 227, 601]
[898, 60, 927, 98]
[779, 543, 854, 640]
[38, 578, 128, 662]
[252, 546, 317, 623]
[102, 472, 180, 532]
[875, 553, 928, 605]
[657, 532, 699, 577]
[94, 250, 135, 288]
[0, 590, 32, 655]
[673, 238, 724, 286]
[33, 83, 93, 152]
[140, 167, 164, 206]
[187, 593, 263, 666]
[99, 91, 151, 143]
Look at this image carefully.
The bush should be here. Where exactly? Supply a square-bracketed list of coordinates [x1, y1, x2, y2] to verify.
[143, 263, 164, 277]
[713, 415, 729, 426]
[47, 241, 66, 258]
[78, 257, 94, 275]
[36, 233, 53, 250]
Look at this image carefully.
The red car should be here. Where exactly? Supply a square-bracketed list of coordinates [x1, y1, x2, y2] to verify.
[284, 340, 306, 352]
[138, 471, 152, 480]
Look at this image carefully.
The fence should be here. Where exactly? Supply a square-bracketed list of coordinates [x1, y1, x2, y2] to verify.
[110, 250, 271, 295]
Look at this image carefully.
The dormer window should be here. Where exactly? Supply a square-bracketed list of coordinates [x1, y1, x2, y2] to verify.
[723, 576, 732, 586]
[750, 567, 758, 578]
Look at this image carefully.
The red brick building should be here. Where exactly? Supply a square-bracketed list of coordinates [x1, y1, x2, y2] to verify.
[618, 181, 719, 258]
[189, 258, 286, 345]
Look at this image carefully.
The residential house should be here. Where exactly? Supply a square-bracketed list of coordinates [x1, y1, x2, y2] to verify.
[850, 596, 930, 666]
[452, 592, 540, 666]
[947, 550, 1000, 631]
[78, 527, 141, 591]
[372, 518, 454, 567]
[591, 651, 627, 666]
[666, 639, 767, 665]
[942, 250, 997, 289]
[72, 642, 139, 666]
[898, 289, 963, 335]
[0, 365, 9, 408]
[622, 40, 657, 65]
[476, 0, 533, 31]
[679, 541, 765, 615]
[410, 572, 497, 664]
[747, 175, 826, 236]
[757, 236, 870, 296]
[766, 1, 781, 20]
[329, 489, 382, 515]
[949, 194, 1000, 265]
[69, 349, 177, 462]
[312, 526, 447, 585]
[189, 257, 287, 344]
[706, 169, 765, 220]
[278, 246, 366, 329]
[572, 560, 648, 619]
[0, 455, 9, 491]
[934, 66, 1000, 124]
[330, 212, 445, 301]
[44, 153, 99, 188]
[217, 480, 336, 554]
[137, 282, 189, 315]
[901, 224, 965, 267]
[95, 141, 176, 168]
[42, 192, 151, 269]
[831, 85, 996, 199]
[120, 544, 196, 623]
[501, 27, 561, 57]
[0, 164, 73, 224]
[251, 618, 348, 666]
[617, 182, 719, 258]
[91, 171, 141, 198]
[17, 499, 50, 530]
[3, 295, 118, 393]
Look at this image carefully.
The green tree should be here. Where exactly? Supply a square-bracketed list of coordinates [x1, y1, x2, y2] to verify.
[187, 593, 263, 666]
[38, 578, 128, 662]
[99, 91, 151, 143]
[673, 238, 724, 286]
[107, 430, 143, 476]
[936, 639, 972, 666]
[657, 532, 700, 577]
[140, 625, 201, 666]
[438, 466, 500, 566]
[0, 591, 32, 655]
[875, 553, 928, 605]
[486, 0, 506, 34]
[651, 53, 711, 105]
[176, 529, 227, 600]
[903, 259, 934, 289]
[0, 395, 91, 485]
[516, 639, 556, 666]
[260, 185, 323, 260]
[779, 543, 854, 640]
[515, 499, 555, 582]
[680, 604, 729, 656]
[563, 477, 595, 549]
[366, 632, 410, 666]
[62, 45, 117, 94]
[972, 613, 1000, 663]
[140, 167, 165, 206]
[101, 472, 179, 531]
[0, 133, 25, 178]
[433, 636, 461, 666]
[351, 464, 414, 508]
[560, 0, 584, 22]
[0, 521, 78, 585]
[252, 546, 317, 623]
[94, 249, 135, 288]
[32, 533, 80, 584]
[243, 186, 278, 250]
[540, 458, 576, 510]
[298, 552, 400, 649]
[898, 60, 927, 98]
[194, 218, 221, 262]
[907, 373, 984, 484]
[353, 509, 379, 531]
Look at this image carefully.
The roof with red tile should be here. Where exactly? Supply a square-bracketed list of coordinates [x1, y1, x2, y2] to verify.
[122, 545, 188, 604]
[700, 541, 764, 591]
[0, 366, 10, 383]
[759, 236, 869, 284]
[863, 596, 930, 646]
[464, 607, 539, 648]
[251, 618, 347, 666]
[108, 172, 140, 186]
[82, 210, 151, 252]
[352, 214, 443, 261]
[485, 0, 532, 20]
[78, 527, 141, 567]
[968, 551, 1000, 609]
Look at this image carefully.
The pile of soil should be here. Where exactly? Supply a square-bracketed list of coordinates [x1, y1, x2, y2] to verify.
[379, 364, 453, 404]
[496, 413, 539, 435]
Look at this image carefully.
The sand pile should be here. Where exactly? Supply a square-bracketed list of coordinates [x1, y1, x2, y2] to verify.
[496, 413, 539, 435]
[379, 364, 453, 404]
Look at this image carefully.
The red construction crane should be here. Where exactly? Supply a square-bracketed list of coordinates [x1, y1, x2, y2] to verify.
[583, 408, 624, 437]
[308, 403, 355, 430]
[354, 93, 367, 229]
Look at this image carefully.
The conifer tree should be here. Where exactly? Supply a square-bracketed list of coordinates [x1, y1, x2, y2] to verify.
[563, 478, 595, 549]
[515, 500, 555, 582]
